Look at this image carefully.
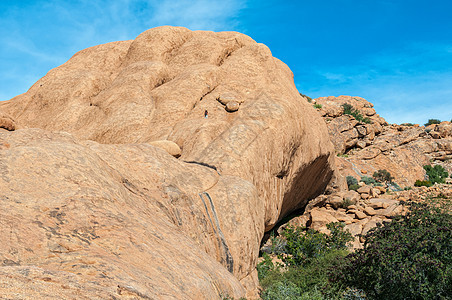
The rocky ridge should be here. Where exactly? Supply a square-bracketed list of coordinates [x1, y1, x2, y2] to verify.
[311, 95, 452, 187]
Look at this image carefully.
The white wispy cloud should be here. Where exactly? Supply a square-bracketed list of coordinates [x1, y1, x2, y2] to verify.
[0, 0, 246, 100]
[149, 0, 246, 31]
[302, 42, 452, 124]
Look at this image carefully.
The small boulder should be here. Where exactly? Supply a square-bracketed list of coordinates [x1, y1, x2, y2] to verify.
[149, 140, 182, 158]
[309, 209, 339, 231]
[429, 131, 441, 139]
[375, 186, 386, 193]
[356, 140, 367, 149]
[217, 92, 244, 105]
[354, 210, 367, 220]
[360, 193, 370, 200]
[363, 206, 377, 216]
[375, 203, 403, 218]
[347, 205, 357, 210]
[327, 196, 344, 209]
[342, 190, 360, 203]
[225, 101, 240, 112]
[369, 201, 384, 209]
[371, 188, 381, 197]
[356, 125, 367, 137]
[331, 211, 354, 224]
[357, 185, 371, 194]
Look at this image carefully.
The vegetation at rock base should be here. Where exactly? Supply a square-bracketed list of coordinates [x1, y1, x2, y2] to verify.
[360, 176, 376, 185]
[423, 164, 449, 185]
[414, 179, 433, 187]
[258, 198, 451, 299]
[424, 118, 441, 126]
[330, 199, 451, 300]
[372, 169, 394, 183]
[345, 176, 358, 189]
[258, 223, 353, 299]
[340, 198, 353, 209]
[342, 103, 371, 124]
[314, 103, 322, 109]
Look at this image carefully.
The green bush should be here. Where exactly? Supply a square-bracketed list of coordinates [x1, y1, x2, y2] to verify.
[360, 176, 376, 185]
[342, 103, 354, 115]
[424, 119, 441, 126]
[346, 176, 358, 189]
[348, 184, 360, 191]
[362, 117, 371, 124]
[342, 104, 371, 124]
[258, 223, 355, 299]
[341, 198, 353, 209]
[257, 252, 278, 280]
[260, 249, 350, 299]
[372, 169, 393, 183]
[414, 179, 433, 187]
[280, 223, 352, 267]
[314, 103, 322, 109]
[424, 164, 449, 184]
[331, 199, 452, 299]
[261, 281, 304, 300]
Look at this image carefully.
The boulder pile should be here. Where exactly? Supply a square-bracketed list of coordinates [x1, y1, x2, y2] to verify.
[281, 183, 405, 248]
[312, 95, 452, 187]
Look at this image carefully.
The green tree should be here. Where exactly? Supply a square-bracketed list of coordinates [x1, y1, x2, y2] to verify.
[424, 119, 441, 126]
[424, 164, 449, 184]
[372, 169, 393, 183]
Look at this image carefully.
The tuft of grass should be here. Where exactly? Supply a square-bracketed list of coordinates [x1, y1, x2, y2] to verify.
[313, 103, 322, 109]
[341, 198, 353, 209]
[300, 93, 312, 103]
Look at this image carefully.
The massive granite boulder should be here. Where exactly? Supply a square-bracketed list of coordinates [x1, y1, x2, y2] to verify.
[0, 27, 336, 298]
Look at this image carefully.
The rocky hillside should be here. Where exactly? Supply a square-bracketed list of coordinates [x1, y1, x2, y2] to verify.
[311, 95, 452, 187]
[280, 95, 451, 250]
[0, 26, 337, 299]
[1, 26, 450, 299]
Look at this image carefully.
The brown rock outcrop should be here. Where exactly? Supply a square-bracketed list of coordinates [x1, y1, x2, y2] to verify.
[0, 26, 336, 298]
[314, 95, 452, 187]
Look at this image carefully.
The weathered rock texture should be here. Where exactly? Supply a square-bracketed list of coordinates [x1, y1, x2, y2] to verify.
[0, 27, 336, 298]
[314, 96, 452, 187]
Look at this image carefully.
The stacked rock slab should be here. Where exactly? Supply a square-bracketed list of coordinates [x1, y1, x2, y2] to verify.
[0, 27, 336, 298]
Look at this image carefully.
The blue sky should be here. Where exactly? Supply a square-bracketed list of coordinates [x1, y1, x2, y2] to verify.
[1, 0, 451, 124]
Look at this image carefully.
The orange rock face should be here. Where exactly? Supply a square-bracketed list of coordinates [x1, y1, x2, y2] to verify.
[0, 27, 336, 298]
